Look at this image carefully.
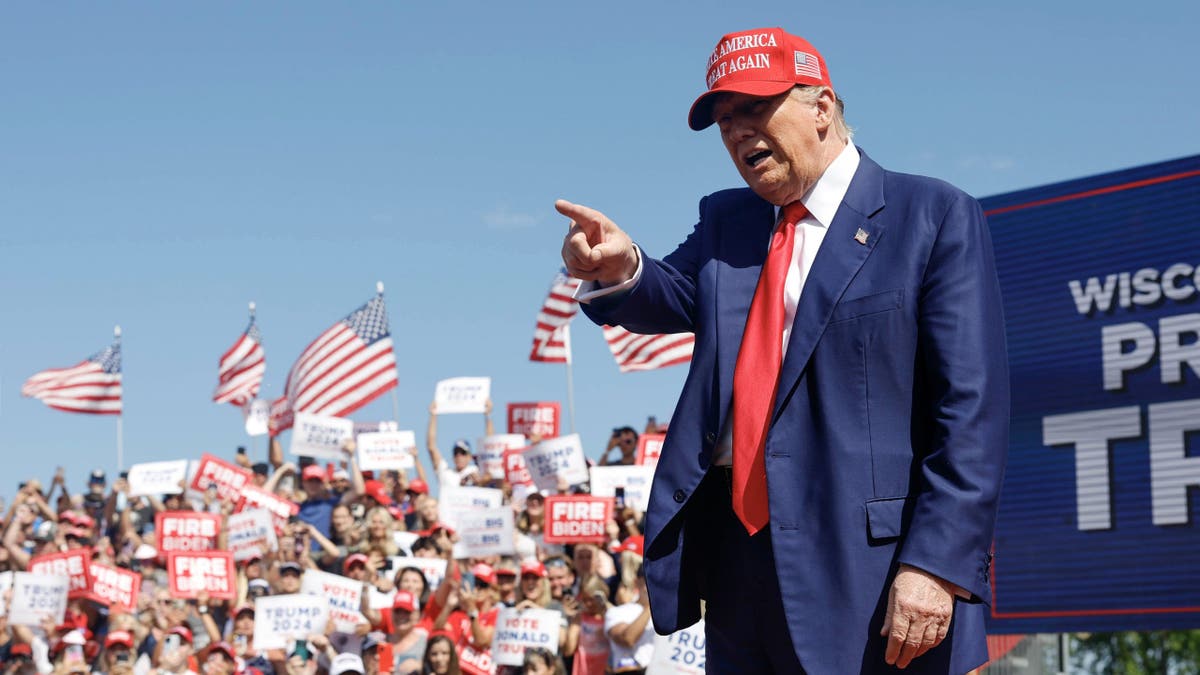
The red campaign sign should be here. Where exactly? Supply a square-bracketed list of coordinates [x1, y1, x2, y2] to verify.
[29, 549, 93, 600]
[507, 402, 561, 439]
[502, 449, 534, 487]
[544, 495, 614, 544]
[191, 453, 253, 503]
[236, 483, 300, 533]
[636, 433, 666, 467]
[167, 551, 237, 600]
[88, 563, 141, 609]
[457, 644, 494, 675]
[155, 511, 221, 558]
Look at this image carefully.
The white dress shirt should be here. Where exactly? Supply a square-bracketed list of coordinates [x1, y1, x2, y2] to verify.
[578, 142, 861, 465]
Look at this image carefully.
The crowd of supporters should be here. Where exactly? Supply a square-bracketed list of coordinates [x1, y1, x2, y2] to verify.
[0, 401, 668, 675]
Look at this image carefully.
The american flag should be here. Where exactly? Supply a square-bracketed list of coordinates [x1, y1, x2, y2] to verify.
[603, 325, 694, 373]
[794, 51, 822, 80]
[22, 336, 123, 415]
[271, 293, 398, 433]
[530, 270, 582, 364]
[213, 314, 265, 406]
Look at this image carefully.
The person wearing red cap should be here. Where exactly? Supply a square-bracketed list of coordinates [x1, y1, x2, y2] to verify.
[155, 625, 196, 675]
[202, 643, 238, 675]
[296, 438, 366, 553]
[559, 26, 1007, 674]
[387, 590, 428, 675]
[98, 630, 135, 674]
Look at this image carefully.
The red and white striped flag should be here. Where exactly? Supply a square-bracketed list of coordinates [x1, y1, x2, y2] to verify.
[213, 310, 265, 406]
[270, 291, 398, 434]
[530, 270, 582, 364]
[603, 325, 694, 373]
[22, 333, 123, 415]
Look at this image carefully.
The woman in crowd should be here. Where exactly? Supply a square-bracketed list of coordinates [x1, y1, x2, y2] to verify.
[522, 646, 567, 675]
[563, 575, 611, 675]
[420, 634, 461, 675]
[514, 561, 562, 613]
[388, 591, 428, 675]
[604, 561, 654, 674]
[363, 506, 400, 557]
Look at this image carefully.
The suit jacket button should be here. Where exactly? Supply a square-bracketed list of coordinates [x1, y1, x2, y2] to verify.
[673, 489, 686, 503]
[704, 431, 716, 444]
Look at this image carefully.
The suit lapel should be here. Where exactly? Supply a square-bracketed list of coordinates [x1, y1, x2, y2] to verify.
[771, 152, 888, 422]
[715, 194, 777, 432]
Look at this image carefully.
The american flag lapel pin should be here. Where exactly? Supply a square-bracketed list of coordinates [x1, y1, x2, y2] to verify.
[854, 228, 870, 245]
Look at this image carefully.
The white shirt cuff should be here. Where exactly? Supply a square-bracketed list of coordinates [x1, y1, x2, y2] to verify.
[574, 245, 643, 304]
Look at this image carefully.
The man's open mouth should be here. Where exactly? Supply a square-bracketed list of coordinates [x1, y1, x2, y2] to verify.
[745, 149, 772, 167]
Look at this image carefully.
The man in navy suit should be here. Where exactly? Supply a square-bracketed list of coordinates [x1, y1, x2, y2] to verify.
[558, 28, 1008, 674]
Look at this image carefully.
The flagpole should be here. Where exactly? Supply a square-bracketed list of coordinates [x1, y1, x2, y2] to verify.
[377, 280, 402, 424]
[115, 325, 124, 471]
[563, 324, 577, 434]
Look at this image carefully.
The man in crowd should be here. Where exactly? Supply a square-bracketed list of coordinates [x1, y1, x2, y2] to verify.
[600, 427, 639, 466]
[561, 26, 1008, 673]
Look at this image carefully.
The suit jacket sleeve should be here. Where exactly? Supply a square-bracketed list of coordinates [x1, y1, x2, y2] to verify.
[580, 197, 709, 334]
[898, 192, 1009, 603]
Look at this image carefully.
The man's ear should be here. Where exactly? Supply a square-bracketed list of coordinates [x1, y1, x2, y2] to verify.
[814, 88, 837, 132]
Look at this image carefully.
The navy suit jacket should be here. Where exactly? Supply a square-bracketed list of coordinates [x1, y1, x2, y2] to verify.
[582, 150, 1009, 674]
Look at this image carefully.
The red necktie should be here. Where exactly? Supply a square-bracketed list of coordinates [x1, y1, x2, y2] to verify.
[731, 201, 808, 535]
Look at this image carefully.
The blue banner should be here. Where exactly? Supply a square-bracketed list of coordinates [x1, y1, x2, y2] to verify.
[982, 155, 1200, 633]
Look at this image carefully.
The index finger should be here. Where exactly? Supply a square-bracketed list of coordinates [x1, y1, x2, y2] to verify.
[884, 612, 909, 665]
[555, 199, 605, 241]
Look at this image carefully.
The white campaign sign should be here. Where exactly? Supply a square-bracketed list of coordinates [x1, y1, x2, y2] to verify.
[478, 434, 526, 480]
[368, 587, 396, 611]
[244, 399, 271, 437]
[492, 607, 561, 666]
[126, 460, 189, 497]
[227, 509, 278, 561]
[440, 486, 505, 531]
[289, 412, 353, 460]
[300, 569, 366, 633]
[589, 465, 656, 512]
[648, 619, 706, 674]
[392, 531, 419, 556]
[451, 508, 515, 558]
[524, 434, 589, 491]
[434, 377, 491, 414]
[8, 572, 69, 626]
[388, 556, 447, 592]
[253, 594, 329, 651]
[356, 430, 417, 471]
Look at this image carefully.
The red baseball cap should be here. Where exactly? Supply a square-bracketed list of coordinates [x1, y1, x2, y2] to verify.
[519, 560, 546, 578]
[620, 535, 644, 557]
[363, 479, 392, 506]
[391, 590, 418, 613]
[206, 642, 237, 662]
[301, 465, 326, 481]
[105, 631, 134, 649]
[688, 27, 835, 131]
[472, 563, 497, 586]
[343, 553, 370, 572]
[407, 479, 429, 495]
[168, 625, 193, 644]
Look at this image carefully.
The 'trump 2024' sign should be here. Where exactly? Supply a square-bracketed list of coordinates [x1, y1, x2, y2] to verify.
[985, 155, 1200, 633]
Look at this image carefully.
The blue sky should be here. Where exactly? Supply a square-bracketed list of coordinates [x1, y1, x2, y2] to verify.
[2, 1, 1197, 497]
